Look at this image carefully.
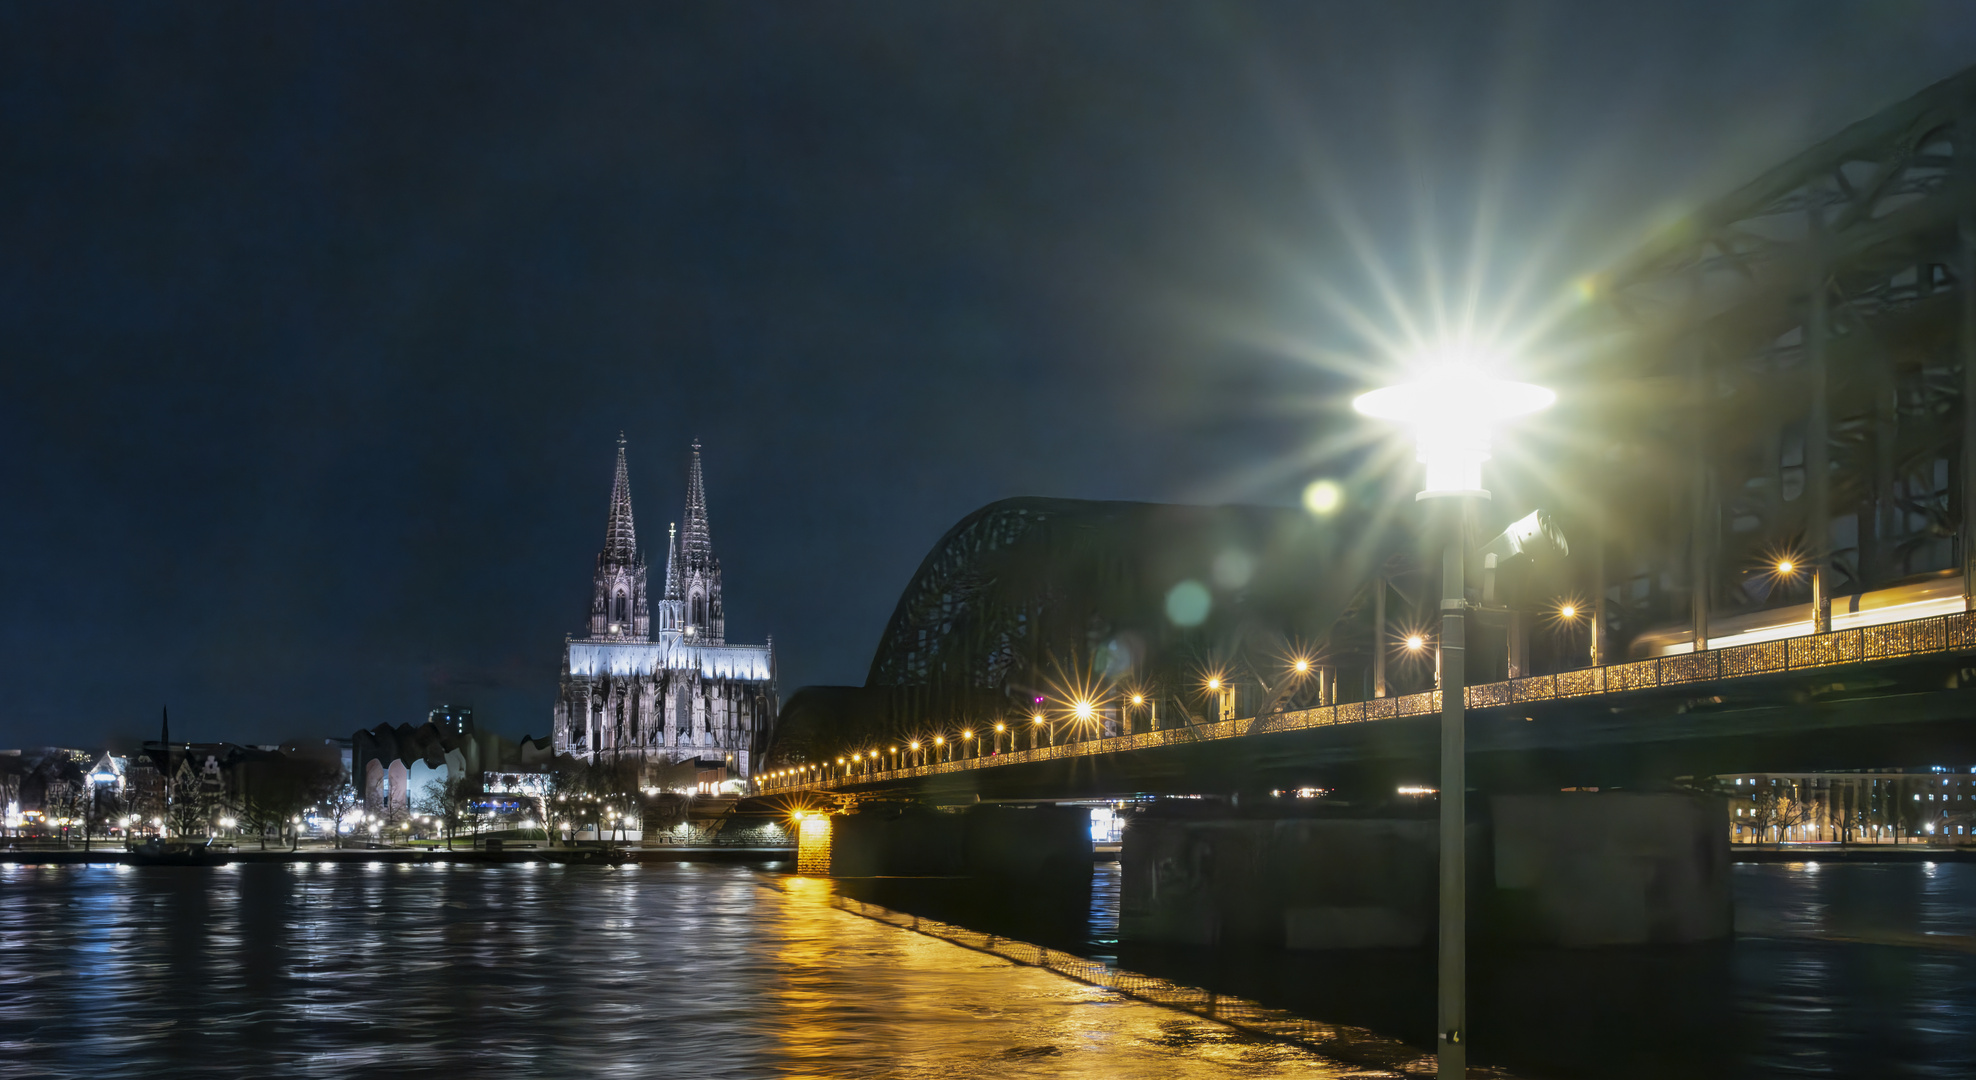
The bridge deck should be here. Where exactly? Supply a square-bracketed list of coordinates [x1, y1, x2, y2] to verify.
[764, 607, 1976, 796]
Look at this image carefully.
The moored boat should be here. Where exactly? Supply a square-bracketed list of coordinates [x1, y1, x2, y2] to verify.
[127, 839, 231, 867]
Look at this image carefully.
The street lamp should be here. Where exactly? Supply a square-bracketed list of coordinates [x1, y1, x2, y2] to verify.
[1355, 362, 1552, 1080]
[1032, 713, 1047, 748]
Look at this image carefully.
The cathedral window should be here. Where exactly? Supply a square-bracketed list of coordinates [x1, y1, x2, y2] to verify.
[615, 591, 627, 622]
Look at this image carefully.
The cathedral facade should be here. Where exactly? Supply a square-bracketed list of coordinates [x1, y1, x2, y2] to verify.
[552, 440, 776, 784]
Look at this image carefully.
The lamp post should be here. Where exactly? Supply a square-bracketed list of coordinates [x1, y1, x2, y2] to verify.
[1354, 366, 1552, 1080]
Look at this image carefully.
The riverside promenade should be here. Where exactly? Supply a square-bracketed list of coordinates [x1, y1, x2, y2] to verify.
[0, 844, 793, 866]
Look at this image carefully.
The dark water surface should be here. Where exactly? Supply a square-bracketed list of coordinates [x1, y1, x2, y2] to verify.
[0, 861, 1347, 1080]
[2, 860, 1972, 1079]
[843, 861, 1976, 1080]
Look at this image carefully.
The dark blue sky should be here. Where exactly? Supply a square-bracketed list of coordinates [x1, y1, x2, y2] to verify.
[4, 3, 1974, 748]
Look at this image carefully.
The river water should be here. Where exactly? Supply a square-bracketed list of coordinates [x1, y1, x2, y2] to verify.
[0, 859, 1970, 1079]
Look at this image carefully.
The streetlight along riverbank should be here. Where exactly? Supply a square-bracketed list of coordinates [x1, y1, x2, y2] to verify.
[0, 845, 795, 866]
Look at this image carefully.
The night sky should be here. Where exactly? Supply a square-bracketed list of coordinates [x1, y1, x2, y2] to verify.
[4, 3, 1974, 749]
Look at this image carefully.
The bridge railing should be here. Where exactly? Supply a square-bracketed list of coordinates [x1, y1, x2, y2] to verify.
[764, 607, 1976, 793]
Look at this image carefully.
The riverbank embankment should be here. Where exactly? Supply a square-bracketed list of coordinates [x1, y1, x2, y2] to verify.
[0, 846, 793, 866]
[1733, 844, 1976, 863]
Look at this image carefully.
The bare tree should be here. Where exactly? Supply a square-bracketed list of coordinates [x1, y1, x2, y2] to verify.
[1773, 784, 1814, 841]
[1748, 783, 1812, 843]
[49, 781, 90, 849]
[414, 777, 470, 849]
[235, 755, 340, 850]
[319, 779, 363, 849]
[164, 771, 214, 840]
[1898, 784, 1929, 843]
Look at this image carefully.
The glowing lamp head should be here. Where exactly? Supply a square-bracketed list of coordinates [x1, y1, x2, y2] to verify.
[1031, 713, 1044, 724]
[1293, 659, 1310, 674]
[1406, 634, 1426, 651]
[934, 736, 944, 745]
[1353, 361, 1553, 500]
[1130, 694, 1144, 705]
[1776, 559, 1795, 575]
[909, 742, 920, 750]
[1206, 677, 1221, 691]
[1074, 700, 1095, 720]
[994, 722, 1005, 732]
[1559, 604, 1576, 620]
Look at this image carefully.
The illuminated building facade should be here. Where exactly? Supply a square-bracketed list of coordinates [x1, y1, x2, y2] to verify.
[1720, 768, 1976, 843]
[352, 706, 554, 813]
[552, 440, 776, 783]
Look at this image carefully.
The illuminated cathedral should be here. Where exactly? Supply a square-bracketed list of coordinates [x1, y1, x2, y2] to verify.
[552, 439, 776, 785]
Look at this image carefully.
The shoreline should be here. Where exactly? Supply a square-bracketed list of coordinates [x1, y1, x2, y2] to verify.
[1733, 844, 1976, 863]
[0, 846, 795, 866]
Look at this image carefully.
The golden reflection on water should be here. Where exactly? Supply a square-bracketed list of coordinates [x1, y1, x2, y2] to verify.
[766, 876, 1358, 1079]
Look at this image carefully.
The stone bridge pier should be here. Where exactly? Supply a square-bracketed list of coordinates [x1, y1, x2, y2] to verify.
[1121, 793, 1731, 949]
[803, 802, 1092, 882]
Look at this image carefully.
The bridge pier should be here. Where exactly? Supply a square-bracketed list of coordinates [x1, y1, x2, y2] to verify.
[1490, 793, 1731, 946]
[801, 803, 1090, 880]
[1119, 793, 1729, 949]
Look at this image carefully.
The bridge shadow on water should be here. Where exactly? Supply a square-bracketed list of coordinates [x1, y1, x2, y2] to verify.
[835, 861, 1976, 1080]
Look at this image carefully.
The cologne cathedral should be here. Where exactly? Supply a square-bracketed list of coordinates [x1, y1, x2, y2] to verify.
[552, 439, 777, 784]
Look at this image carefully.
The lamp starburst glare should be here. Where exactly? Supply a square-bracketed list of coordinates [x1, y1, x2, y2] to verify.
[1352, 349, 1554, 500]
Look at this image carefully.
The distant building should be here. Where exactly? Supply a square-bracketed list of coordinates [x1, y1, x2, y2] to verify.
[427, 705, 472, 737]
[552, 440, 776, 786]
[86, 752, 127, 794]
[1716, 768, 1976, 843]
[351, 708, 552, 814]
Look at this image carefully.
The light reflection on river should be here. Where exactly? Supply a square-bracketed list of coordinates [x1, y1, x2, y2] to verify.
[849, 861, 1976, 1080]
[4, 860, 1972, 1079]
[0, 862, 1351, 1080]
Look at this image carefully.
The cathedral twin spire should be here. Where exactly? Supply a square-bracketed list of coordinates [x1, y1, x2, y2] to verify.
[592, 438, 723, 645]
[603, 435, 638, 563]
[590, 434, 649, 640]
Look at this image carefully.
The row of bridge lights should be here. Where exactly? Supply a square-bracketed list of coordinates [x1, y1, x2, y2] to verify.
[757, 665, 1326, 789]
[758, 586, 1736, 793]
[753, 597, 1645, 789]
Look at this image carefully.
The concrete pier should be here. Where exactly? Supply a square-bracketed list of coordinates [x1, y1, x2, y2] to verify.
[1490, 793, 1730, 946]
[810, 803, 1091, 879]
[1121, 813, 1482, 948]
[1120, 793, 1730, 949]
